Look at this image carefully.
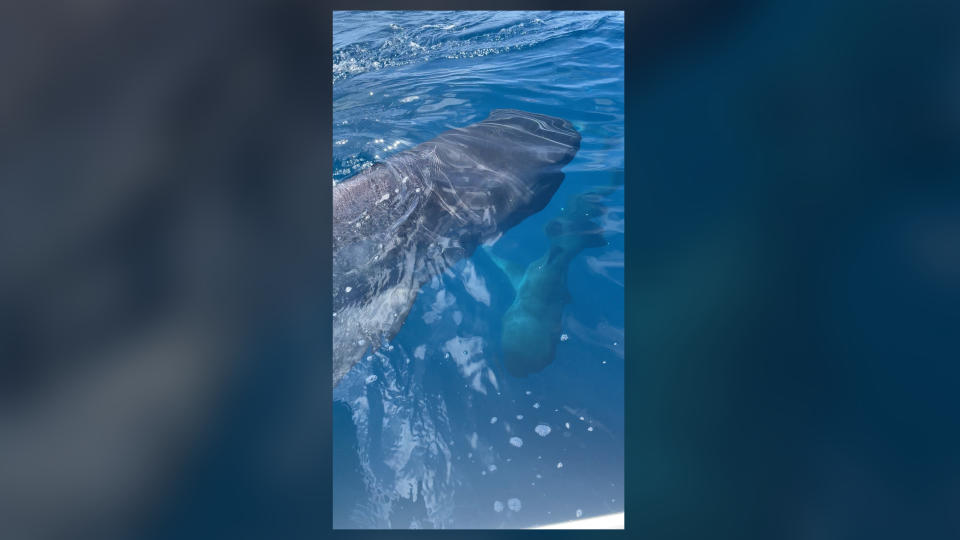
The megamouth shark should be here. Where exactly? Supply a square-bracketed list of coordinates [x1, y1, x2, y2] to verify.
[333, 109, 581, 388]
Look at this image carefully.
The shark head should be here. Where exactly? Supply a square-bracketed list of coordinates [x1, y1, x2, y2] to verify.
[331, 110, 581, 389]
[418, 109, 581, 242]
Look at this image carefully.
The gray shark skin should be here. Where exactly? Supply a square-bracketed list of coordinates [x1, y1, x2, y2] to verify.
[333, 109, 581, 388]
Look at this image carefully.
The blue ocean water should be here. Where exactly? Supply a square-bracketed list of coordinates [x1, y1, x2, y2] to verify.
[333, 11, 624, 529]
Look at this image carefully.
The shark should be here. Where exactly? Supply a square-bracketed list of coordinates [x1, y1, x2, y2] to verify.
[479, 187, 614, 377]
[333, 109, 581, 388]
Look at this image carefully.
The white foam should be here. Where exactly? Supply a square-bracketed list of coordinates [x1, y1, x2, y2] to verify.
[486, 369, 499, 392]
[461, 260, 491, 306]
[471, 372, 487, 395]
[442, 335, 486, 381]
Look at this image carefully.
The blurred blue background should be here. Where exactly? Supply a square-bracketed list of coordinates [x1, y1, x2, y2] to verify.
[1, 1, 958, 539]
[627, 1, 960, 538]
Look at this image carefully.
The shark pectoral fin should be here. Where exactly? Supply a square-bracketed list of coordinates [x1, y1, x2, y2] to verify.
[479, 245, 525, 292]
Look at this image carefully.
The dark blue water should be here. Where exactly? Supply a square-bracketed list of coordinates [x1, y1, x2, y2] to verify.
[333, 11, 624, 529]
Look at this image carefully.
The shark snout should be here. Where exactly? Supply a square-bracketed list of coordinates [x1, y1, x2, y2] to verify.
[546, 115, 575, 135]
[485, 109, 581, 152]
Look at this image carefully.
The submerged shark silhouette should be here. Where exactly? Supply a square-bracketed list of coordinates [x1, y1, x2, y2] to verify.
[480, 188, 614, 377]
